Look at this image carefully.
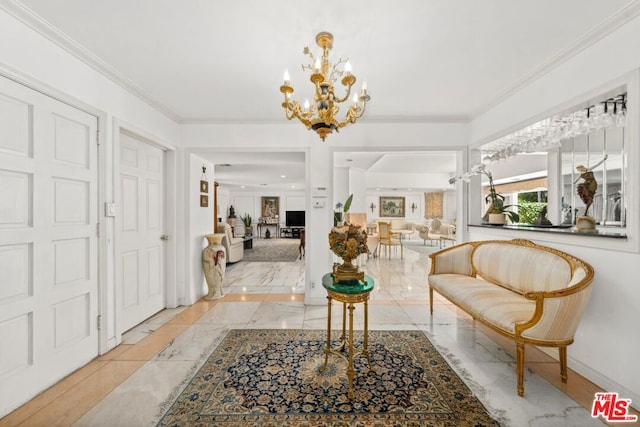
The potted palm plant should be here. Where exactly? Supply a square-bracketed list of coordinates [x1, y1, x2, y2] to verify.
[333, 194, 353, 226]
[240, 213, 253, 236]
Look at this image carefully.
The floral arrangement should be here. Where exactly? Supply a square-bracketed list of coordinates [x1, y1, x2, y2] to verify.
[328, 223, 368, 261]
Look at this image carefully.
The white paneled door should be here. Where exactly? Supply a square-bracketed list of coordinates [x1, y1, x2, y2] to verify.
[0, 77, 99, 417]
[117, 132, 165, 333]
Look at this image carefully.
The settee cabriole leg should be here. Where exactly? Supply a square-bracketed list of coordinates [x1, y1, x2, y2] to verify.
[559, 346, 568, 382]
[516, 341, 525, 396]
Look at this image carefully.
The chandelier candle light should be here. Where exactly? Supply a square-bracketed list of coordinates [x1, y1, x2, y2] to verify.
[280, 32, 370, 141]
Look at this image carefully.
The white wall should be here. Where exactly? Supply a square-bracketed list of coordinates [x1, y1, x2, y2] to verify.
[0, 8, 181, 355]
[367, 191, 427, 224]
[0, 10, 179, 143]
[229, 190, 305, 236]
[348, 168, 368, 213]
[185, 154, 215, 305]
[366, 172, 452, 191]
[181, 121, 469, 149]
[468, 14, 640, 404]
[333, 167, 350, 211]
[443, 190, 457, 223]
[216, 188, 230, 229]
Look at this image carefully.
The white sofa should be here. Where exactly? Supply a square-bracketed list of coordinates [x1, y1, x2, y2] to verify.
[428, 238, 594, 396]
[388, 219, 415, 239]
[221, 223, 244, 263]
[416, 219, 456, 247]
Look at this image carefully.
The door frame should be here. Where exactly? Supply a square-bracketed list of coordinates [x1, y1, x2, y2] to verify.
[112, 119, 177, 346]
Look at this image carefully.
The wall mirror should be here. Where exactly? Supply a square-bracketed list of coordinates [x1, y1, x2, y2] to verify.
[474, 90, 627, 231]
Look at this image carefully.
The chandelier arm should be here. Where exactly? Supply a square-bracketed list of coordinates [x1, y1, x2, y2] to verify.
[335, 106, 359, 129]
[282, 93, 295, 120]
[285, 101, 299, 121]
[332, 83, 354, 103]
[288, 102, 314, 129]
[284, 106, 296, 121]
[354, 99, 367, 119]
[340, 100, 368, 128]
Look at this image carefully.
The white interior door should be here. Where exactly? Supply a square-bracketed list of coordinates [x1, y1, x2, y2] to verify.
[117, 132, 165, 333]
[0, 77, 99, 417]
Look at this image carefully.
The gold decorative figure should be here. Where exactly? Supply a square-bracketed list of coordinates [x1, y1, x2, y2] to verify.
[574, 155, 608, 217]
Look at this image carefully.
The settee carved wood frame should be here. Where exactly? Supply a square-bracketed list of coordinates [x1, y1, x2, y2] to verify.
[428, 238, 594, 396]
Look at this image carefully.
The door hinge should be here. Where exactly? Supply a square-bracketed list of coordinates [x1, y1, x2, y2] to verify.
[96, 129, 100, 144]
[96, 222, 100, 238]
[97, 315, 102, 331]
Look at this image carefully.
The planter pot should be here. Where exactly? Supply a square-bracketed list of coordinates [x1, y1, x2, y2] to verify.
[488, 213, 506, 225]
[575, 215, 597, 232]
[244, 226, 252, 236]
[202, 234, 226, 300]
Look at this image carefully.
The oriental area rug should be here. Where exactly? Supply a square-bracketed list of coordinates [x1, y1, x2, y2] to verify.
[156, 329, 500, 426]
[241, 238, 301, 262]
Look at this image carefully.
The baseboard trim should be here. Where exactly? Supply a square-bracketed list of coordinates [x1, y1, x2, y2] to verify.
[537, 346, 639, 411]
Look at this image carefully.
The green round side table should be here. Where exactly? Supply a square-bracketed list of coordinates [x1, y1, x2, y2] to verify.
[320, 273, 375, 398]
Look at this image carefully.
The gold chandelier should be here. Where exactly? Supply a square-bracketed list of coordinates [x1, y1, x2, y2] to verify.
[280, 31, 370, 141]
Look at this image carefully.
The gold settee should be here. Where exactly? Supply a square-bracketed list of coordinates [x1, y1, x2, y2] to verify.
[428, 238, 593, 396]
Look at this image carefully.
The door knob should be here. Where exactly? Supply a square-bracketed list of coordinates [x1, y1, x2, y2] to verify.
[160, 234, 169, 241]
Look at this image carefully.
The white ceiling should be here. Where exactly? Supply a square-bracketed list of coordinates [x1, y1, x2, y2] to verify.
[7, 0, 636, 190]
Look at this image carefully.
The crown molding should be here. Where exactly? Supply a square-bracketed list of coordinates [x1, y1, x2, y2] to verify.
[1, 0, 182, 123]
[471, 0, 640, 120]
[6, 0, 638, 127]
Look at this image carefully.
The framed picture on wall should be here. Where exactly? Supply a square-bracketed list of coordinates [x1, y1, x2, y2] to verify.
[379, 196, 405, 217]
[200, 194, 209, 207]
[261, 196, 279, 219]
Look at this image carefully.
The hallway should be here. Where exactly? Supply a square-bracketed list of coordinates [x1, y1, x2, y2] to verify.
[0, 243, 611, 426]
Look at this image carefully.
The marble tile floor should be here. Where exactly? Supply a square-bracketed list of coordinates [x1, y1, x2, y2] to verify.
[1, 244, 630, 426]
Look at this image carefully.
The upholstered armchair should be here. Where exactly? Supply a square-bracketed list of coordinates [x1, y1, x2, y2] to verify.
[417, 225, 436, 246]
[438, 223, 456, 246]
[221, 223, 244, 263]
[417, 220, 455, 247]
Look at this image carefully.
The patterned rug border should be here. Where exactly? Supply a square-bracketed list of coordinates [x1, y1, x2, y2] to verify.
[422, 330, 510, 426]
[156, 329, 502, 426]
[153, 326, 232, 423]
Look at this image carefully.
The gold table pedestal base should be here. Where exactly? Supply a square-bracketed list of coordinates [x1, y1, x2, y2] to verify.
[319, 289, 374, 398]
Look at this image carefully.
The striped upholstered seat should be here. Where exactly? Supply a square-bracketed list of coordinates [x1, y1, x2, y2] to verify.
[428, 239, 593, 397]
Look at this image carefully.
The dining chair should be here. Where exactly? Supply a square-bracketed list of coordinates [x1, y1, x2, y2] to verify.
[377, 221, 403, 259]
